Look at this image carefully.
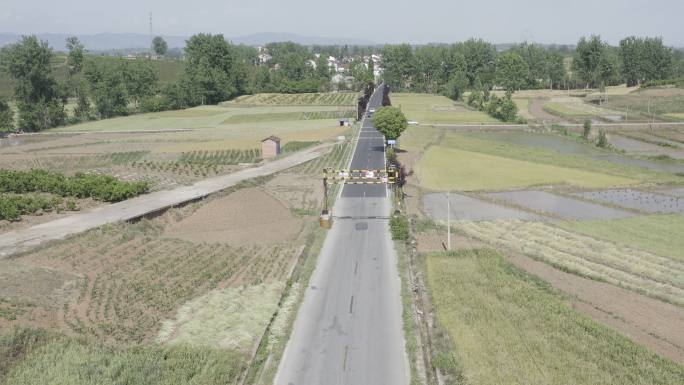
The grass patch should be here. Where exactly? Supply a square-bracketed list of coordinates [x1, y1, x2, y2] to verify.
[557, 214, 684, 262]
[223, 110, 354, 124]
[418, 147, 635, 191]
[0, 327, 245, 385]
[393, 93, 501, 125]
[228, 93, 358, 106]
[457, 220, 684, 306]
[427, 248, 684, 385]
[398, 125, 441, 153]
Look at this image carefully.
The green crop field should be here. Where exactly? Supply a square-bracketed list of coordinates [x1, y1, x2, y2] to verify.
[601, 88, 684, 120]
[397, 125, 441, 153]
[557, 214, 684, 262]
[392, 93, 501, 125]
[427, 249, 684, 385]
[418, 146, 635, 191]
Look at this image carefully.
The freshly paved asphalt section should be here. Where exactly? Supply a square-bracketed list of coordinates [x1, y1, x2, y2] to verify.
[275, 86, 409, 385]
[0, 143, 332, 258]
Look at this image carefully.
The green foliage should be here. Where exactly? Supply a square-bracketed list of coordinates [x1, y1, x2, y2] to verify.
[495, 52, 529, 91]
[65, 36, 86, 77]
[281, 141, 318, 153]
[597, 129, 609, 148]
[582, 119, 592, 140]
[179, 149, 262, 165]
[390, 214, 409, 241]
[0, 97, 13, 132]
[619, 36, 674, 86]
[372, 106, 408, 140]
[444, 70, 468, 101]
[0, 169, 149, 203]
[573, 35, 620, 88]
[152, 36, 168, 56]
[0, 36, 65, 131]
[0, 193, 64, 221]
[469, 90, 518, 122]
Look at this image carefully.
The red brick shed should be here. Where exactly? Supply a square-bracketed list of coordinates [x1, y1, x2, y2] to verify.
[261, 135, 281, 159]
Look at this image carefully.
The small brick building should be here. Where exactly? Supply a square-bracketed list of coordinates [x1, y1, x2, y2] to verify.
[261, 136, 281, 159]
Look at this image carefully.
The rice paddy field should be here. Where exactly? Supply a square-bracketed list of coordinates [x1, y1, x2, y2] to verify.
[426, 249, 684, 385]
[392, 93, 502, 125]
[576, 189, 684, 215]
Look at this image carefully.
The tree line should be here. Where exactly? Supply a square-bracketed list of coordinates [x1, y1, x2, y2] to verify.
[0, 35, 345, 132]
[380, 35, 683, 98]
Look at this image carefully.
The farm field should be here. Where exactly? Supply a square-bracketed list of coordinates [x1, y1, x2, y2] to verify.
[608, 134, 684, 160]
[576, 189, 684, 215]
[417, 146, 636, 191]
[393, 93, 502, 125]
[557, 214, 684, 261]
[226, 92, 358, 106]
[599, 87, 684, 121]
[543, 97, 627, 121]
[422, 192, 539, 221]
[0, 95, 355, 194]
[485, 190, 635, 220]
[456, 220, 684, 306]
[426, 249, 684, 385]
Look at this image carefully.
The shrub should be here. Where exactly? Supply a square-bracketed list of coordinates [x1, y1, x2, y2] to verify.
[583, 120, 592, 140]
[390, 214, 409, 241]
[597, 129, 609, 148]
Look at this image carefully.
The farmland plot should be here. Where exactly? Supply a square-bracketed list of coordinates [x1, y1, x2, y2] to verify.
[485, 190, 635, 220]
[576, 189, 684, 215]
[422, 192, 539, 221]
[427, 249, 684, 385]
[456, 220, 684, 306]
[609, 135, 684, 160]
[226, 92, 358, 106]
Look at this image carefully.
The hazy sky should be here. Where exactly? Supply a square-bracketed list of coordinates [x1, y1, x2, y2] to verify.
[1, 0, 682, 45]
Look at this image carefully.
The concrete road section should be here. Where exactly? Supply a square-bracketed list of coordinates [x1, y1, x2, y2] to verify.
[0, 143, 332, 258]
[275, 85, 409, 385]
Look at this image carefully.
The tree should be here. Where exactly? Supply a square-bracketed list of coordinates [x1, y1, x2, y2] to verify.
[121, 60, 158, 106]
[458, 39, 497, 87]
[619, 36, 674, 86]
[0, 98, 14, 132]
[65, 36, 86, 76]
[582, 119, 592, 140]
[444, 70, 468, 100]
[597, 129, 609, 148]
[372, 106, 408, 140]
[0, 35, 65, 131]
[83, 60, 128, 118]
[573, 35, 617, 88]
[152, 36, 168, 57]
[380, 44, 415, 90]
[495, 52, 529, 91]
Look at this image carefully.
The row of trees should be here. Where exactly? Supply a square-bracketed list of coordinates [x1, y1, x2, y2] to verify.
[381, 36, 682, 98]
[0, 34, 345, 131]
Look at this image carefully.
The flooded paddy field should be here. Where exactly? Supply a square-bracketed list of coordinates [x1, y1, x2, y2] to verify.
[484, 190, 635, 220]
[576, 189, 684, 215]
[422, 193, 540, 222]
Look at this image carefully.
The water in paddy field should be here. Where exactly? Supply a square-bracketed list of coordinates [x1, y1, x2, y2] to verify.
[463, 131, 684, 175]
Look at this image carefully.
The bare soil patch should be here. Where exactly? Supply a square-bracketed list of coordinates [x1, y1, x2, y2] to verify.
[0, 198, 101, 234]
[529, 98, 564, 123]
[165, 188, 303, 245]
[485, 190, 635, 220]
[423, 192, 540, 222]
[263, 173, 322, 214]
[577, 189, 684, 215]
[509, 252, 684, 364]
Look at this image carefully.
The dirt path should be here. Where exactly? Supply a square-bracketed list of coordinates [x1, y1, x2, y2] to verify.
[510, 253, 684, 364]
[0, 143, 332, 258]
[529, 98, 565, 124]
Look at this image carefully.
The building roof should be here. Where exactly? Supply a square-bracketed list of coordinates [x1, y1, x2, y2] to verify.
[261, 135, 281, 143]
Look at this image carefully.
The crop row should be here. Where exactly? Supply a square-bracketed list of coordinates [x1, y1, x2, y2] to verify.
[131, 160, 222, 177]
[0, 169, 149, 202]
[179, 149, 261, 165]
[237, 92, 358, 106]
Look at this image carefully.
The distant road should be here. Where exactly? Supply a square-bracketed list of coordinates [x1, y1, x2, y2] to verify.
[0, 143, 332, 258]
[274, 86, 409, 385]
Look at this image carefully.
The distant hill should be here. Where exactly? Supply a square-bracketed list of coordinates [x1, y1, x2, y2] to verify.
[0, 32, 375, 51]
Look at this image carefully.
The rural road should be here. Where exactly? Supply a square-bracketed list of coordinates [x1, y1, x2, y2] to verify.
[0, 143, 332, 258]
[275, 85, 409, 385]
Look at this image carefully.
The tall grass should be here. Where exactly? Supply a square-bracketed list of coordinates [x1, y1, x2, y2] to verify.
[0, 327, 245, 385]
[426, 249, 684, 385]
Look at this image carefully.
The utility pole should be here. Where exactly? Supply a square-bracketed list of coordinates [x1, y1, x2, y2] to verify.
[446, 191, 451, 251]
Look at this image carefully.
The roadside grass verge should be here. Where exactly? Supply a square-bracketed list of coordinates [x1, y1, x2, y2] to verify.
[426, 249, 684, 385]
[456, 220, 684, 306]
[393, 93, 501, 125]
[0, 327, 245, 385]
[439, 133, 681, 184]
[556, 214, 684, 262]
[417, 146, 635, 191]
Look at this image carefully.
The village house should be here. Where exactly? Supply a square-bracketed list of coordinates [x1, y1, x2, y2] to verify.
[261, 136, 281, 159]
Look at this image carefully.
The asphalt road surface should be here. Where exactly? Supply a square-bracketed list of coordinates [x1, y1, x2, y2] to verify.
[275, 85, 409, 385]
